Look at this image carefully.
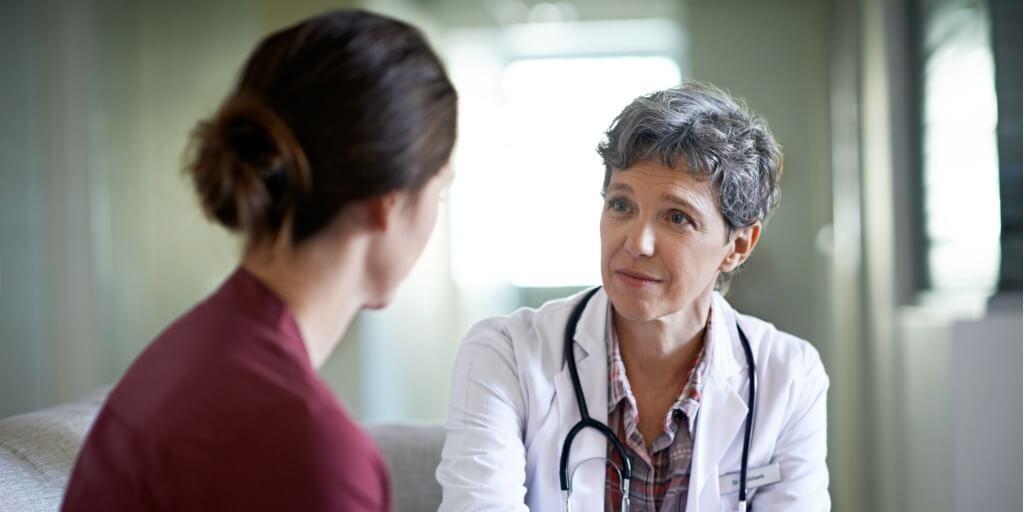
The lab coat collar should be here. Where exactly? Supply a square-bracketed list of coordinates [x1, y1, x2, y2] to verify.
[707, 291, 747, 384]
[572, 289, 744, 379]
[688, 292, 752, 508]
[570, 286, 609, 359]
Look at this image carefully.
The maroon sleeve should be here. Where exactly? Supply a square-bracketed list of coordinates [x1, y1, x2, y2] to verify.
[62, 408, 162, 511]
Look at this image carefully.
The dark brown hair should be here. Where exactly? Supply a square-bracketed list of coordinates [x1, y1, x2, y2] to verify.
[188, 10, 457, 246]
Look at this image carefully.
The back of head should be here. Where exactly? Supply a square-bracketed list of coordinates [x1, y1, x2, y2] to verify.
[189, 10, 457, 246]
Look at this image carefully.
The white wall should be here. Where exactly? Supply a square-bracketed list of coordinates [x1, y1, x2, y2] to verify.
[949, 305, 1022, 511]
[899, 300, 1023, 512]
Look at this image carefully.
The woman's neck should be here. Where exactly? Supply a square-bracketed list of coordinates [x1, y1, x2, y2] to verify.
[241, 234, 367, 369]
[613, 293, 713, 387]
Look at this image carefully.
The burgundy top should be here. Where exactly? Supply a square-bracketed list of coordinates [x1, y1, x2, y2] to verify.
[63, 268, 389, 511]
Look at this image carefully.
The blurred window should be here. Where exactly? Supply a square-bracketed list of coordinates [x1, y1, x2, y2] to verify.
[445, 20, 683, 289]
[918, 0, 1001, 293]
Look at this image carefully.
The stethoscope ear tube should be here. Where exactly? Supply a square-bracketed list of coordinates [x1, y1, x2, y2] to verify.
[563, 288, 601, 421]
[737, 326, 756, 505]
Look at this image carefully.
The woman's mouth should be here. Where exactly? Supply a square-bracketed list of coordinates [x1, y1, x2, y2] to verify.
[614, 269, 663, 288]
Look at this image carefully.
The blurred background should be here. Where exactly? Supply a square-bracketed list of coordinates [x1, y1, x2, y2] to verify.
[0, 0, 1020, 510]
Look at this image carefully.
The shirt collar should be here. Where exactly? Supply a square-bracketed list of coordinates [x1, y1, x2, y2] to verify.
[605, 300, 716, 423]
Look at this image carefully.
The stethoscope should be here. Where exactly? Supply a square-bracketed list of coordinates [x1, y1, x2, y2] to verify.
[558, 287, 758, 512]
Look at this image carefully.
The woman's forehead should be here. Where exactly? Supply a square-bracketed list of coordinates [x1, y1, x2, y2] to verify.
[609, 161, 714, 202]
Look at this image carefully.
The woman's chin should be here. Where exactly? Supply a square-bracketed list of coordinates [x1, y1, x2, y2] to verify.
[363, 296, 392, 310]
[606, 292, 660, 323]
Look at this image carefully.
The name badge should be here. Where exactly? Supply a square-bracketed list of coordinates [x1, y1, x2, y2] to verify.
[719, 463, 782, 494]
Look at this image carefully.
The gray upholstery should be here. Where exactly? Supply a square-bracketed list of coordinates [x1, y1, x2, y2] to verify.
[0, 390, 445, 512]
[0, 388, 109, 512]
[371, 424, 445, 512]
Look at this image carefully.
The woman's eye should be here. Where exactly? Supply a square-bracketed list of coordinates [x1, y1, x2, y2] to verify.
[607, 198, 630, 213]
[669, 211, 689, 225]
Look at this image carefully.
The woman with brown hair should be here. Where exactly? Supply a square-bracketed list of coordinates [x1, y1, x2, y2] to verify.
[63, 10, 456, 511]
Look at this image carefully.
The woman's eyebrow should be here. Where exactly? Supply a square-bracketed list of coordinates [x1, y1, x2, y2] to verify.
[606, 183, 634, 194]
[661, 192, 706, 218]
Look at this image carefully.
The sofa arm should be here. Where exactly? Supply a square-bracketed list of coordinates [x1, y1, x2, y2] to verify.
[0, 387, 110, 512]
[367, 423, 445, 512]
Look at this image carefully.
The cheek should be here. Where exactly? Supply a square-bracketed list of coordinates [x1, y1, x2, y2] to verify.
[374, 201, 439, 296]
[599, 217, 620, 256]
[419, 201, 440, 243]
[668, 238, 726, 284]
[599, 235, 616, 272]
[662, 236, 704, 277]
[403, 199, 441, 272]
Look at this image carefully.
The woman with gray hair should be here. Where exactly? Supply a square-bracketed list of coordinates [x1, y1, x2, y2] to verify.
[437, 82, 829, 511]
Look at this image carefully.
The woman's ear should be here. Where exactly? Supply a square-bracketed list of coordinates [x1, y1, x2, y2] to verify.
[720, 222, 761, 272]
[365, 191, 401, 232]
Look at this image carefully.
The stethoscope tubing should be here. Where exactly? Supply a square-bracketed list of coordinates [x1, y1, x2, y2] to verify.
[559, 287, 629, 494]
[737, 323, 756, 507]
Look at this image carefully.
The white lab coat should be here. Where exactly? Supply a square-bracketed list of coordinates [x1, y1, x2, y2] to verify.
[437, 288, 830, 511]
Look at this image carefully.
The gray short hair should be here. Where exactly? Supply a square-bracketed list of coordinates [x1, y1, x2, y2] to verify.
[597, 81, 783, 290]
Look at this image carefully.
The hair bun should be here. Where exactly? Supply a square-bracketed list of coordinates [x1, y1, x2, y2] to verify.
[187, 96, 310, 240]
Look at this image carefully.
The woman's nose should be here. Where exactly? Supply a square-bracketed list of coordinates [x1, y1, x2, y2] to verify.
[623, 220, 655, 258]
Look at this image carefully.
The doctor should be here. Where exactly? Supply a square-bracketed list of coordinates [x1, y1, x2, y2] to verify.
[437, 82, 829, 511]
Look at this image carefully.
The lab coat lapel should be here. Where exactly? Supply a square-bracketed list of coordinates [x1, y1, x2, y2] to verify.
[688, 294, 749, 510]
[553, 289, 609, 512]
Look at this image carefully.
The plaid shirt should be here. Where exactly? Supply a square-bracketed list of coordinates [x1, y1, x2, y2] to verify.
[605, 307, 713, 512]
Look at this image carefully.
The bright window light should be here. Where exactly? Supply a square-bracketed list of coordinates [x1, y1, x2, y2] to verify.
[448, 54, 681, 289]
[922, 5, 1001, 292]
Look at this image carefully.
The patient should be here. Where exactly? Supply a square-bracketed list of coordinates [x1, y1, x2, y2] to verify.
[62, 10, 456, 511]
